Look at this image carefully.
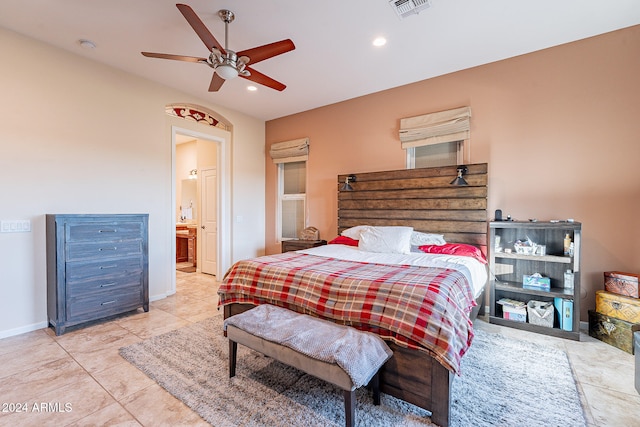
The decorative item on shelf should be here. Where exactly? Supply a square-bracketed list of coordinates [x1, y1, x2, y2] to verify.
[494, 235, 502, 252]
[563, 233, 572, 256]
[450, 165, 468, 186]
[564, 270, 575, 290]
[514, 236, 538, 255]
[341, 174, 357, 191]
[188, 169, 197, 179]
[298, 226, 319, 241]
[523, 273, 551, 291]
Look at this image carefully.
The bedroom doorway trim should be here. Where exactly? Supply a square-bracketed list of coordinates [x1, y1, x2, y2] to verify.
[167, 104, 231, 295]
[171, 127, 228, 282]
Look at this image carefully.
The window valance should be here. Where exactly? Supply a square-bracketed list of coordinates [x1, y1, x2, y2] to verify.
[399, 107, 471, 149]
[270, 138, 309, 164]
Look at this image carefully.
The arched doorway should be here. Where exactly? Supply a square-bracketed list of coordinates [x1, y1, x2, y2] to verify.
[166, 104, 232, 293]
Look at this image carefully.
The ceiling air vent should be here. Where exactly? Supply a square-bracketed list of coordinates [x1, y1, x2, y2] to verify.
[389, 0, 431, 19]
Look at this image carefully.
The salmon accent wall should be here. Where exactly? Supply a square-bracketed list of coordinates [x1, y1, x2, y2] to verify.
[266, 25, 640, 321]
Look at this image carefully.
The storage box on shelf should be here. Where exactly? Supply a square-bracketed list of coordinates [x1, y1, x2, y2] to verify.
[527, 300, 554, 328]
[498, 299, 527, 322]
[489, 221, 581, 340]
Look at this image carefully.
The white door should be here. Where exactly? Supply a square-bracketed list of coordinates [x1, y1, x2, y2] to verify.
[201, 168, 217, 275]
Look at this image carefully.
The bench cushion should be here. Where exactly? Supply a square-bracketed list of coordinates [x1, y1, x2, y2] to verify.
[224, 304, 392, 388]
[227, 324, 355, 390]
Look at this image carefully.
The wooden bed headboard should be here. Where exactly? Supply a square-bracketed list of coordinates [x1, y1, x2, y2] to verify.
[337, 163, 488, 247]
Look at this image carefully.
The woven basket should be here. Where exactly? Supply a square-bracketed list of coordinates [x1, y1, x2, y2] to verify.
[527, 301, 554, 328]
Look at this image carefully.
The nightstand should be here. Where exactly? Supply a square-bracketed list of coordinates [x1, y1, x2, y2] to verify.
[281, 239, 327, 253]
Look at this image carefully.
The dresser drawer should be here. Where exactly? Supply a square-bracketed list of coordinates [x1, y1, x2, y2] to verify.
[66, 240, 143, 262]
[66, 221, 143, 242]
[67, 272, 143, 298]
[67, 288, 143, 322]
[66, 257, 143, 281]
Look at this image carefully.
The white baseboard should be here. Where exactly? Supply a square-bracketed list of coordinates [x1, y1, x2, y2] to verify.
[0, 321, 49, 340]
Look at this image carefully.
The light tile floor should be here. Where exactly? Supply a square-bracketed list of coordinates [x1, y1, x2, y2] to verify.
[0, 271, 638, 426]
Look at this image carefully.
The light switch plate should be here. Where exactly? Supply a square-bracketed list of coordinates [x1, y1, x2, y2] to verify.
[1, 220, 31, 233]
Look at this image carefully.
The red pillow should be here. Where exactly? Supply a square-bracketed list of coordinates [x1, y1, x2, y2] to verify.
[418, 243, 487, 264]
[328, 236, 359, 247]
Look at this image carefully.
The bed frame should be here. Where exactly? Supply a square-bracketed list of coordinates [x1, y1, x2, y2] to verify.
[225, 163, 488, 427]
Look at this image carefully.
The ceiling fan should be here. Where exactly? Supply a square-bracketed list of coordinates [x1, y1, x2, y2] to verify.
[142, 4, 295, 92]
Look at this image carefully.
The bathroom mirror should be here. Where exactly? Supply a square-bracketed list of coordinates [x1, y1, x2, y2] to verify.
[180, 179, 197, 221]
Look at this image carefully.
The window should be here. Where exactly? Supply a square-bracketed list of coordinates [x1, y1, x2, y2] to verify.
[270, 138, 309, 241]
[407, 141, 463, 169]
[400, 106, 470, 169]
[278, 161, 306, 241]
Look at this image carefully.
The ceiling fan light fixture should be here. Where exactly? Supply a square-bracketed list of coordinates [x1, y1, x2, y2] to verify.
[215, 64, 238, 80]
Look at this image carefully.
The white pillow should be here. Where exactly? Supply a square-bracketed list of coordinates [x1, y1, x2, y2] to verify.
[358, 226, 413, 254]
[410, 231, 446, 246]
[341, 225, 372, 240]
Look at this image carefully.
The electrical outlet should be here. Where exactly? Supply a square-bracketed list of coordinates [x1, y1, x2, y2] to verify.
[0, 220, 31, 233]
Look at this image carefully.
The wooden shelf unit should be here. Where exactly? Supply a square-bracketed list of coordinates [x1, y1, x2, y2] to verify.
[488, 221, 581, 340]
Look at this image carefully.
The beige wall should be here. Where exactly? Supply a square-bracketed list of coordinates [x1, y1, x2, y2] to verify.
[0, 28, 266, 337]
[265, 25, 640, 320]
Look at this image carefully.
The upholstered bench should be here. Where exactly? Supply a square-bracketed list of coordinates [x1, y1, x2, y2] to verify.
[224, 304, 393, 427]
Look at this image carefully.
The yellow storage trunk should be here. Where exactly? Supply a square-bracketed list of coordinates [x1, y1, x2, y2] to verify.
[595, 290, 640, 323]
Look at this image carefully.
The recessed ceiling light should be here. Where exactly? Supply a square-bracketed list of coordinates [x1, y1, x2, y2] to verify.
[247, 85, 257, 92]
[373, 37, 387, 47]
[78, 39, 96, 49]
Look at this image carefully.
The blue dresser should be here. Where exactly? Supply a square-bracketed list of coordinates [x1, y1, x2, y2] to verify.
[46, 214, 149, 335]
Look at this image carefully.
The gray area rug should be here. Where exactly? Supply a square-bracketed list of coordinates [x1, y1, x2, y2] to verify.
[120, 315, 586, 427]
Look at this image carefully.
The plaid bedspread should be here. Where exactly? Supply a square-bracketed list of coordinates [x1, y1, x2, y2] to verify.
[217, 252, 477, 374]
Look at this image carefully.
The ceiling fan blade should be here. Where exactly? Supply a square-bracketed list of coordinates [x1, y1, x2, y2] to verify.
[141, 52, 207, 63]
[237, 39, 295, 65]
[209, 73, 225, 92]
[176, 3, 225, 53]
[241, 66, 286, 91]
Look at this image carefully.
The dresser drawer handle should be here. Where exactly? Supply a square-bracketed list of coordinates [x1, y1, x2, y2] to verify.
[100, 282, 117, 288]
[99, 229, 117, 233]
[611, 301, 622, 310]
[101, 300, 117, 306]
[99, 247, 118, 251]
[99, 265, 117, 270]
